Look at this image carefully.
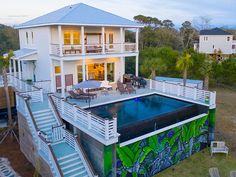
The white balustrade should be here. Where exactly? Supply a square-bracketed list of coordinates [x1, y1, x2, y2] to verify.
[150, 79, 216, 106]
[51, 95, 118, 143]
[34, 80, 51, 93]
[124, 43, 136, 52]
[52, 125, 65, 142]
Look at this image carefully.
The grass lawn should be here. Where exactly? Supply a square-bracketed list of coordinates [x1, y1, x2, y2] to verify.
[154, 87, 236, 177]
[155, 148, 236, 177]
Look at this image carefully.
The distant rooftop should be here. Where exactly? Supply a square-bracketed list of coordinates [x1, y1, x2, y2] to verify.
[16, 3, 142, 29]
[200, 28, 232, 35]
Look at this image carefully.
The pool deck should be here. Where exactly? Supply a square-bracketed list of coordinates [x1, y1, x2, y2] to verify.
[67, 87, 154, 109]
[30, 85, 210, 113]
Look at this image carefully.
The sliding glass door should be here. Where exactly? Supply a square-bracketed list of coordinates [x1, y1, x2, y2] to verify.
[107, 63, 115, 82]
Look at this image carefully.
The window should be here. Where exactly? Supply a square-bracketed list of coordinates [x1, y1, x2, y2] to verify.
[233, 45, 235, 49]
[204, 36, 208, 41]
[227, 37, 230, 41]
[54, 66, 61, 74]
[213, 45, 214, 49]
[26, 32, 29, 44]
[109, 33, 114, 48]
[64, 32, 71, 45]
[31, 32, 34, 44]
[73, 32, 80, 45]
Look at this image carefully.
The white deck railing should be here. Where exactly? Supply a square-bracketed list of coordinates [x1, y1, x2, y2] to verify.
[149, 79, 216, 108]
[50, 95, 119, 145]
[34, 80, 51, 93]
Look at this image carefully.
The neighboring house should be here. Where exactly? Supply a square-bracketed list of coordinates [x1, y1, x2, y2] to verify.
[194, 28, 236, 55]
[13, 3, 142, 97]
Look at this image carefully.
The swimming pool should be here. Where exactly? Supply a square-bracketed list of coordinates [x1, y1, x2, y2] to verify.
[89, 94, 192, 127]
[88, 94, 208, 142]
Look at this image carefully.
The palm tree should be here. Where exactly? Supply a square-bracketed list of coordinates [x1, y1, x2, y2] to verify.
[176, 53, 193, 86]
[0, 50, 17, 143]
[199, 54, 212, 90]
[140, 47, 166, 79]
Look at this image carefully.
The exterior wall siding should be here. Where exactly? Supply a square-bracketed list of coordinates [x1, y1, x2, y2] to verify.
[199, 35, 233, 54]
[115, 114, 209, 177]
[18, 112, 53, 177]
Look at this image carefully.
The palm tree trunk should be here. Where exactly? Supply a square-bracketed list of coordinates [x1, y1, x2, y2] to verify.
[204, 75, 209, 90]
[2, 68, 13, 127]
[183, 69, 187, 86]
[151, 70, 156, 80]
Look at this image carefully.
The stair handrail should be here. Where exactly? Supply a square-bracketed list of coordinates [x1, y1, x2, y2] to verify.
[64, 129, 98, 177]
[75, 136, 98, 177]
[48, 93, 64, 125]
[38, 134, 64, 177]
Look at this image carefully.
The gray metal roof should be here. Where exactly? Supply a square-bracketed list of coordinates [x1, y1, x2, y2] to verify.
[16, 3, 142, 29]
[200, 28, 232, 35]
[12, 48, 37, 60]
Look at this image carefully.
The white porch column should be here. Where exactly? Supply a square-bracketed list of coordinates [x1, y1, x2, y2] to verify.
[82, 56, 86, 81]
[136, 28, 139, 52]
[9, 59, 12, 75]
[13, 59, 16, 77]
[60, 59, 65, 98]
[120, 27, 124, 53]
[102, 27, 105, 54]
[120, 57, 125, 82]
[17, 60, 22, 79]
[58, 25, 63, 57]
[135, 55, 139, 77]
[50, 59, 55, 92]
[81, 26, 85, 55]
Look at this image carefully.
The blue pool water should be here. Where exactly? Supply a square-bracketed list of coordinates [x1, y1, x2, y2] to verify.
[89, 94, 193, 128]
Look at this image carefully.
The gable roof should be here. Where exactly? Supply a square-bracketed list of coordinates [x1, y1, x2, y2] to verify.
[16, 3, 142, 29]
[200, 28, 232, 35]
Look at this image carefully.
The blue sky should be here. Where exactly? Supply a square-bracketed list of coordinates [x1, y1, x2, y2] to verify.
[0, 0, 235, 28]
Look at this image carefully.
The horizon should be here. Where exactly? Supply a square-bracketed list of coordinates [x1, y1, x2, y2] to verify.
[1, 0, 236, 29]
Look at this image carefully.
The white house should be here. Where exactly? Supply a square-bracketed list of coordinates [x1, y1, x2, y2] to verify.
[195, 28, 236, 55]
[11, 3, 142, 97]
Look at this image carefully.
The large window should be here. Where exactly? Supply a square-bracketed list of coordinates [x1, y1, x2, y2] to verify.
[64, 32, 71, 45]
[73, 32, 80, 45]
[107, 63, 115, 82]
[87, 63, 105, 81]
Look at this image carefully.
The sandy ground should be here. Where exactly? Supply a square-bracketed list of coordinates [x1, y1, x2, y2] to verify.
[0, 136, 35, 177]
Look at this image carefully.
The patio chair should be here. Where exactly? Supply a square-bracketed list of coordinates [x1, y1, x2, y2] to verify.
[76, 89, 97, 99]
[230, 171, 236, 177]
[126, 82, 136, 94]
[68, 90, 90, 102]
[210, 141, 229, 156]
[209, 167, 220, 177]
[116, 81, 128, 94]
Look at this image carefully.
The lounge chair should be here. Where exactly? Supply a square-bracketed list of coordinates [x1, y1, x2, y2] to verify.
[76, 89, 97, 99]
[209, 167, 220, 177]
[116, 81, 128, 94]
[230, 171, 236, 177]
[126, 82, 136, 94]
[68, 90, 90, 102]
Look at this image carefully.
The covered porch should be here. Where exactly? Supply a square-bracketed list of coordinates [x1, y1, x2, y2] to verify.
[51, 55, 139, 97]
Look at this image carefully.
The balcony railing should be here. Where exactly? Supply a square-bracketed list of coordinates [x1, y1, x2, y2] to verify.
[50, 94, 119, 145]
[50, 43, 137, 56]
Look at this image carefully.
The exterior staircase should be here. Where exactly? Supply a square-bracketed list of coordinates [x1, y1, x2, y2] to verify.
[16, 93, 96, 177]
[52, 141, 89, 177]
[33, 109, 58, 141]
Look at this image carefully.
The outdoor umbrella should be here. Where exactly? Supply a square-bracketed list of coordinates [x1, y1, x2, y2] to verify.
[73, 80, 102, 107]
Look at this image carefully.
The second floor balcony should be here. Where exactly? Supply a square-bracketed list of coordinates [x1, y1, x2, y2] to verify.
[50, 26, 139, 57]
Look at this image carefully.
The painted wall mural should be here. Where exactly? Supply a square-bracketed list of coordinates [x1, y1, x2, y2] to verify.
[116, 115, 209, 177]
